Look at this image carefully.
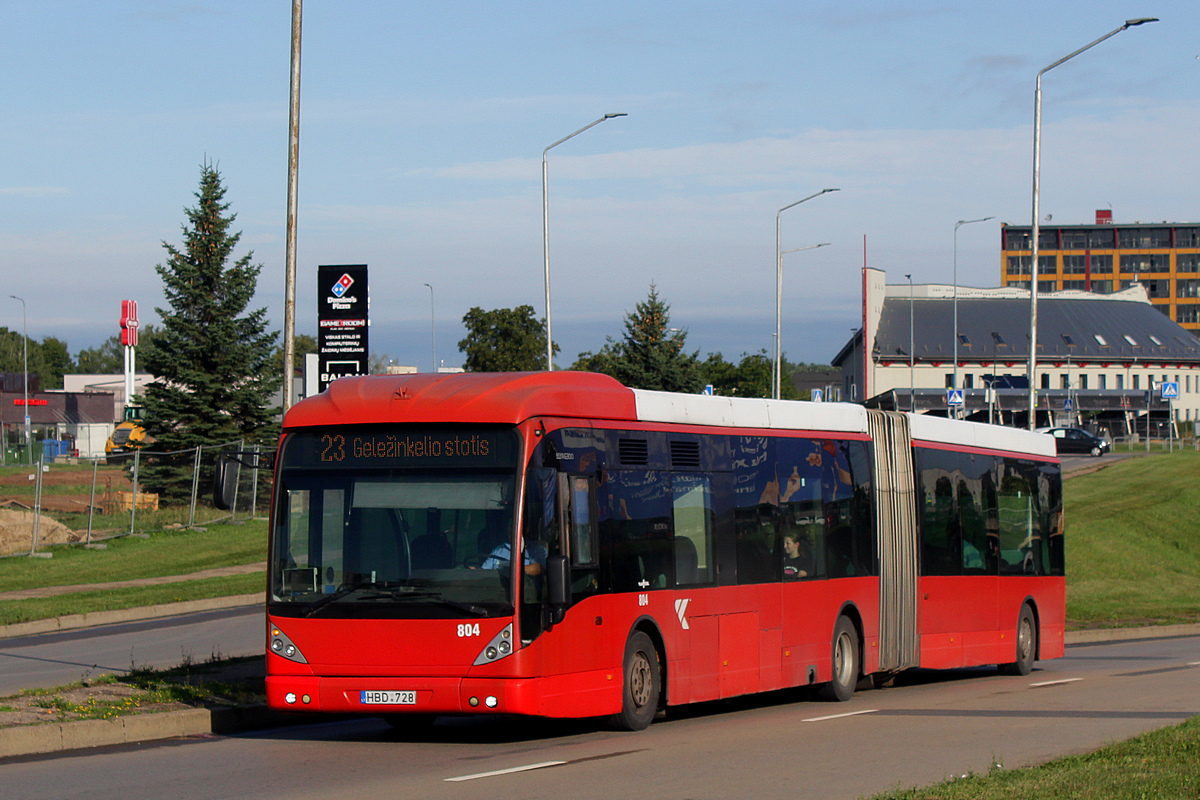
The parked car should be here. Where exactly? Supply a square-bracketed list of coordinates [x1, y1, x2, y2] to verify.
[1042, 427, 1110, 457]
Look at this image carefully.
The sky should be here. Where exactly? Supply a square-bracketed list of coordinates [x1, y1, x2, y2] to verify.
[3, 1, 1199, 372]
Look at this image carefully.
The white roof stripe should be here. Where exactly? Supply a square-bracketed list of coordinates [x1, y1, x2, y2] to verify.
[631, 390, 869, 434]
[631, 390, 1056, 459]
[907, 413, 1056, 458]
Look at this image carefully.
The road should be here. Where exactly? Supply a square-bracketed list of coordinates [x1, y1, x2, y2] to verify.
[0, 606, 264, 694]
[1, 634, 1196, 800]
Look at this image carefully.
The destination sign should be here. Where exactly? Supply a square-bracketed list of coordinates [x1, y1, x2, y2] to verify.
[281, 427, 516, 470]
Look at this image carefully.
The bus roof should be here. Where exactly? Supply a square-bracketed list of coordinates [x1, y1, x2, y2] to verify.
[285, 372, 1055, 458]
[284, 371, 638, 428]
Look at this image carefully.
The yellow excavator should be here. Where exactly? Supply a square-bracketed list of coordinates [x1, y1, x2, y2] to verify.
[105, 406, 150, 456]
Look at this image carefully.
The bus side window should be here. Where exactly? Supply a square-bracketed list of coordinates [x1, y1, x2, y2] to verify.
[564, 475, 597, 566]
[600, 470, 672, 592]
[563, 474, 600, 595]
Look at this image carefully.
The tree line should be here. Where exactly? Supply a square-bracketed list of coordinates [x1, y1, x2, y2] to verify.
[457, 285, 835, 400]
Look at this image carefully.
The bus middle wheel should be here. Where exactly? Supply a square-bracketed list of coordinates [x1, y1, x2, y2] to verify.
[818, 615, 860, 702]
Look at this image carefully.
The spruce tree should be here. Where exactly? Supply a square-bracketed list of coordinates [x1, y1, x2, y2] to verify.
[140, 163, 280, 500]
[573, 284, 703, 392]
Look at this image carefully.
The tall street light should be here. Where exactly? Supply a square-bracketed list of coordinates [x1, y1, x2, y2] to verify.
[1027, 17, 1157, 429]
[542, 113, 627, 371]
[423, 283, 436, 373]
[905, 275, 914, 412]
[775, 188, 838, 398]
[953, 216, 993, 414]
[9, 295, 29, 465]
[775, 242, 830, 398]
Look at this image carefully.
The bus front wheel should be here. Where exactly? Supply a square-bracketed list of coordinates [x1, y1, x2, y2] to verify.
[1000, 605, 1037, 676]
[609, 631, 661, 731]
[818, 616, 860, 702]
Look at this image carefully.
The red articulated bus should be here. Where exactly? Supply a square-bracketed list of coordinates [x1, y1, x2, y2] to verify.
[264, 371, 1063, 731]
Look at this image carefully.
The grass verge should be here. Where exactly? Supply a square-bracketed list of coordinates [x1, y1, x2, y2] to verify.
[0, 518, 266, 591]
[0, 654, 265, 727]
[1065, 451, 1200, 628]
[0, 573, 264, 626]
[871, 714, 1200, 800]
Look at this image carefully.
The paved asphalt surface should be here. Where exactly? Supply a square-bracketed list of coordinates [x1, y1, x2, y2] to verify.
[0, 633, 1196, 800]
[0, 605, 264, 695]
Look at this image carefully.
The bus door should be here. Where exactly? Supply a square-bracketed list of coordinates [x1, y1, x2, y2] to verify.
[525, 467, 621, 692]
[867, 410, 920, 673]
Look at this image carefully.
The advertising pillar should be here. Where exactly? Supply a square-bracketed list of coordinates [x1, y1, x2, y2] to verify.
[317, 264, 369, 393]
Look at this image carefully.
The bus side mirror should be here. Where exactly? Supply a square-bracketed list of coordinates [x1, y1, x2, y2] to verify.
[213, 453, 237, 510]
[546, 554, 571, 624]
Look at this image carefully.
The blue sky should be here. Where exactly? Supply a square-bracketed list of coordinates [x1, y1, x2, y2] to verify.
[3, 1, 1198, 371]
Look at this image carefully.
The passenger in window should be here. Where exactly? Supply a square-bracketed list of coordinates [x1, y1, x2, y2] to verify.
[782, 529, 813, 580]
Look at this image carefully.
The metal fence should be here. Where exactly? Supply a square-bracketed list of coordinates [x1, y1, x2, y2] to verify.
[7, 440, 269, 558]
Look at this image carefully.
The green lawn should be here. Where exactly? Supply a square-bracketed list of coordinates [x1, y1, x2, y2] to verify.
[0, 574, 264, 626]
[0, 519, 266, 592]
[1064, 451, 1200, 627]
[872, 715, 1200, 800]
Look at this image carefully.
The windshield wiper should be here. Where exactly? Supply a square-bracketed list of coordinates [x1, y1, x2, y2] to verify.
[302, 579, 375, 617]
[361, 589, 491, 617]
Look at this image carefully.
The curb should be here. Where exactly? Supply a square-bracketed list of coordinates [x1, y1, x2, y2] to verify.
[1065, 622, 1200, 645]
[0, 594, 262, 640]
[1, 622, 1195, 760]
[0, 704, 317, 760]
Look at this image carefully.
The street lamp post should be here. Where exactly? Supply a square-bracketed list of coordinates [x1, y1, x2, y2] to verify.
[423, 283, 436, 373]
[953, 216, 993, 416]
[905, 275, 914, 412]
[774, 188, 838, 399]
[542, 113, 627, 371]
[9, 295, 29, 465]
[1027, 17, 1157, 429]
[775, 242, 829, 398]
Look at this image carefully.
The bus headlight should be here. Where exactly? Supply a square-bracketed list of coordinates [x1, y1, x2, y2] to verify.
[472, 623, 515, 666]
[269, 625, 309, 664]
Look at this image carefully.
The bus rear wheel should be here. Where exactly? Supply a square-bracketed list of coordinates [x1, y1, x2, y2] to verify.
[818, 616, 859, 702]
[1000, 605, 1037, 676]
[609, 631, 661, 731]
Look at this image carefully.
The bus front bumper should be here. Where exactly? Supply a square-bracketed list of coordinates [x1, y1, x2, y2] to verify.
[267, 668, 621, 719]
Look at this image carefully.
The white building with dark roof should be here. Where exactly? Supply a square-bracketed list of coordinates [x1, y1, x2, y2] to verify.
[833, 269, 1200, 431]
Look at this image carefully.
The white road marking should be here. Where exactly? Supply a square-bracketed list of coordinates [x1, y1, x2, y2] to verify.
[445, 761, 566, 782]
[802, 709, 878, 723]
[1029, 677, 1083, 687]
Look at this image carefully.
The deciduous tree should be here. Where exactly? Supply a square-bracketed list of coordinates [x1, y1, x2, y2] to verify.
[458, 305, 557, 372]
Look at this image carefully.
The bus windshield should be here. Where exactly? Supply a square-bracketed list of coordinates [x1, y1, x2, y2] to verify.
[269, 426, 520, 619]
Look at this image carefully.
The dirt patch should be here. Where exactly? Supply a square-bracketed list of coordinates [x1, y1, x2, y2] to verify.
[0, 508, 83, 555]
[0, 467, 130, 490]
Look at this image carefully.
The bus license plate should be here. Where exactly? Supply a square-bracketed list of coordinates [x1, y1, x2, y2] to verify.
[360, 690, 416, 705]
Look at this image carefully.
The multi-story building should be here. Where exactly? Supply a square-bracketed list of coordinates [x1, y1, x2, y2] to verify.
[1000, 210, 1200, 333]
[833, 269, 1200, 434]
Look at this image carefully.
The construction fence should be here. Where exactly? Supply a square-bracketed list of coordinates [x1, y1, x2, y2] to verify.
[4, 441, 270, 557]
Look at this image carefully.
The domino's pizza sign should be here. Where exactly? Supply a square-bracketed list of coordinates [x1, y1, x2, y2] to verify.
[317, 264, 369, 393]
[331, 272, 354, 298]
